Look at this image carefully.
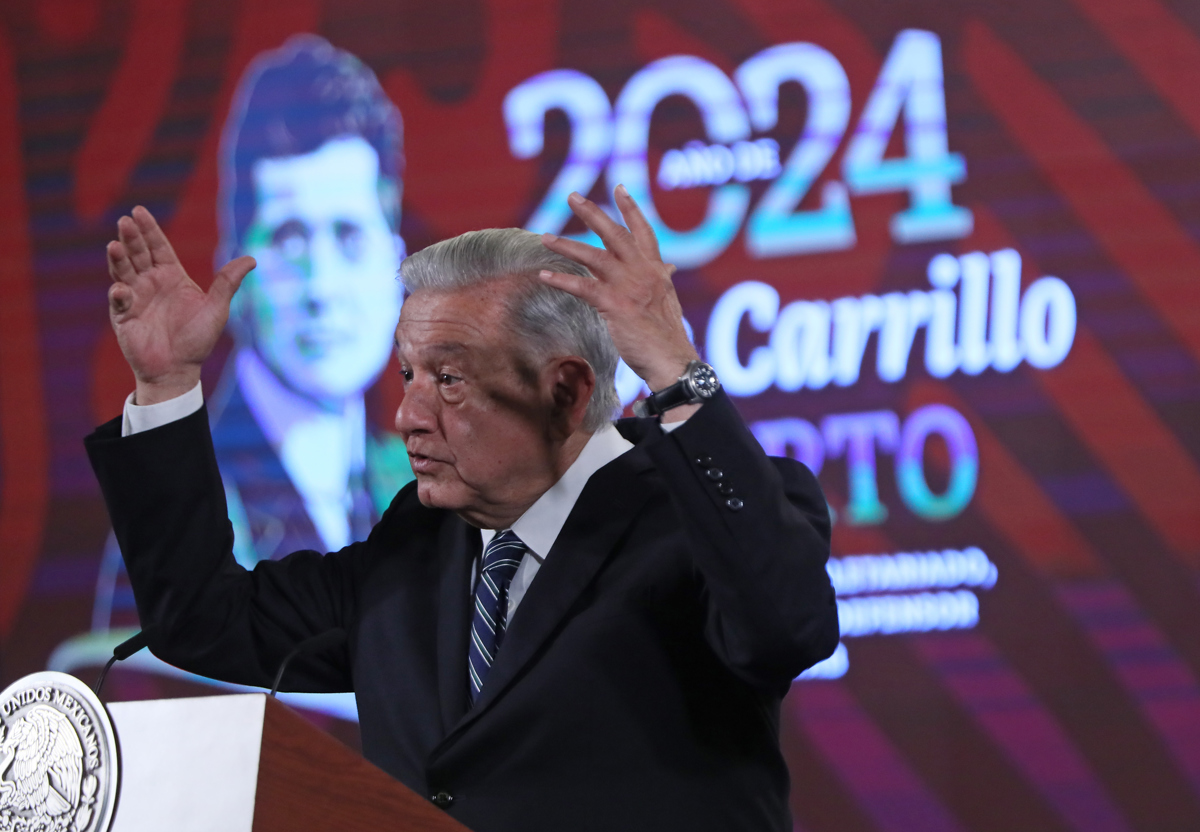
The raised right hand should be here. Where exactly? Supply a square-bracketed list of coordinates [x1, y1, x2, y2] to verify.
[107, 206, 255, 405]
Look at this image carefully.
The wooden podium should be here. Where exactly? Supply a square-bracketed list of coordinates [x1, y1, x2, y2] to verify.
[105, 693, 469, 832]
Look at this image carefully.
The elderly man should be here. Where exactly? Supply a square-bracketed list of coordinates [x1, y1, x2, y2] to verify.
[87, 187, 838, 832]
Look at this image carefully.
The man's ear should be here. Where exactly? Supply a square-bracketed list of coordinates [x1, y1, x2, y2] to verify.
[546, 356, 596, 437]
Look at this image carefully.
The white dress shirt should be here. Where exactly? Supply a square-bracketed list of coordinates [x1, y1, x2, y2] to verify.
[479, 424, 633, 621]
[121, 380, 205, 436]
[123, 384, 687, 625]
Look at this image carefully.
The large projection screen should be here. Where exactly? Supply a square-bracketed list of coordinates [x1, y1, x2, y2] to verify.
[2, 1, 1199, 829]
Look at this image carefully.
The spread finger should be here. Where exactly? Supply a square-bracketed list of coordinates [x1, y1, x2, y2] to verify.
[118, 214, 153, 272]
[107, 240, 135, 283]
[566, 192, 639, 262]
[540, 232, 610, 277]
[537, 269, 602, 307]
[613, 185, 662, 262]
[132, 205, 180, 266]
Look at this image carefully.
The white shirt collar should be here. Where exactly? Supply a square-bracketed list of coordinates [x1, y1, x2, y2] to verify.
[480, 423, 634, 557]
[235, 348, 367, 550]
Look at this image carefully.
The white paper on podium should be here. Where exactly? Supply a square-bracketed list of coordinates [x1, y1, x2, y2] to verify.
[107, 694, 266, 832]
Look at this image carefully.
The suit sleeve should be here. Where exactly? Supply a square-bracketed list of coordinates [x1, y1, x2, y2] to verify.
[643, 391, 839, 693]
[84, 404, 373, 692]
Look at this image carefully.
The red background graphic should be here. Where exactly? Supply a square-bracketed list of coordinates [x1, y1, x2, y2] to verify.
[2, 0, 1200, 829]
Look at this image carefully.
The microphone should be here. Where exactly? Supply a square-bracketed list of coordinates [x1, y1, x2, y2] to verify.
[270, 629, 347, 698]
[94, 629, 152, 698]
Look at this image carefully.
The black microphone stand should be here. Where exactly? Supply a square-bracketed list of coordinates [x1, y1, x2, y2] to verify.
[94, 629, 152, 698]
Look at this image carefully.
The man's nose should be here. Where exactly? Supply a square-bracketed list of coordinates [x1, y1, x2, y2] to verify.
[304, 229, 344, 306]
[396, 378, 438, 436]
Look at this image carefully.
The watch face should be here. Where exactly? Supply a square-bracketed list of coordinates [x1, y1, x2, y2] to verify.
[689, 362, 720, 398]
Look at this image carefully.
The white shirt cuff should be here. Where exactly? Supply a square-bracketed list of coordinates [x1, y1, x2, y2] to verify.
[121, 381, 204, 437]
[660, 416, 688, 433]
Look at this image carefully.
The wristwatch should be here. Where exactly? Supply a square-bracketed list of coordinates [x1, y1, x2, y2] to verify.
[633, 360, 721, 418]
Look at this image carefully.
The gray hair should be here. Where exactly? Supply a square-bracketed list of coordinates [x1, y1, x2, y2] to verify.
[400, 228, 619, 431]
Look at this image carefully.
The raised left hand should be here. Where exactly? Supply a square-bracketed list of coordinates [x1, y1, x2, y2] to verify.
[537, 185, 699, 394]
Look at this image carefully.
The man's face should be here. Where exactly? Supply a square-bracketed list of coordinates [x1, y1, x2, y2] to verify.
[238, 136, 403, 403]
[394, 280, 563, 527]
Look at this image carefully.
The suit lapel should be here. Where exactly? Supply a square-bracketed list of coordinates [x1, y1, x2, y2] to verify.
[436, 517, 479, 734]
[210, 379, 326, 561]
[438, 444, 656, 745]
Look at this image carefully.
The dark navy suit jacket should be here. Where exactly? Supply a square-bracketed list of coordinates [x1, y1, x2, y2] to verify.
[85, 390, 838, 832]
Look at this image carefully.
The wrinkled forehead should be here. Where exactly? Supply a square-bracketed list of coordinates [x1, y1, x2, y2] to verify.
[394, 283, 517, 361]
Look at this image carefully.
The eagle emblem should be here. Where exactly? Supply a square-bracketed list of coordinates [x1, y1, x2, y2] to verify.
[0, 705, 84, 819]
[0, 673, 117, 832]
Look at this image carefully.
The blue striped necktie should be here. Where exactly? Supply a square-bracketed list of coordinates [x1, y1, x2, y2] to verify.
[469, 530, 526, 704]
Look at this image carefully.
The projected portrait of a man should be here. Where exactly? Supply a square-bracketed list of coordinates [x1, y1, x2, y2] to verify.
[83, 34, 412, 646]
[213, 34, 410, 564]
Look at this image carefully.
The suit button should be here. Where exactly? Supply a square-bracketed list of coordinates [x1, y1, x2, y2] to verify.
[705, 468, 724, 481]
[695, 455, 713, 467]
[431, 791, 454, 809]
[726, 498, 744, 511]
[718, 482, 734, 495]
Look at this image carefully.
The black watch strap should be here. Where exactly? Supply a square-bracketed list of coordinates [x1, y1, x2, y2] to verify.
[636, 380, 694, 418]
[634, 361, 720, 418]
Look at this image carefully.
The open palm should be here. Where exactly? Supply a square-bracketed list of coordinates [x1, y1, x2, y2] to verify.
[538, 186, 699, 393]
[106, 206, 255, 404]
